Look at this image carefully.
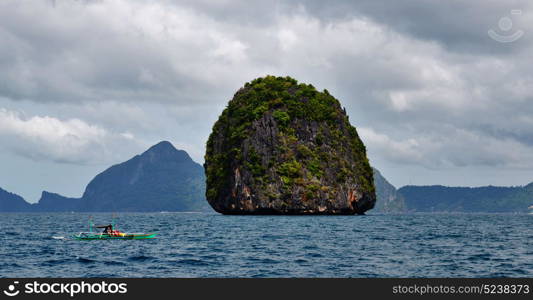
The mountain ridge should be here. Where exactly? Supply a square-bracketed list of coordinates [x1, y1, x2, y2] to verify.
[0, 187, 32, 212]
[79, 140, 206, 212]
[398, 184, 533, 213]
[0, 141, 208, 212]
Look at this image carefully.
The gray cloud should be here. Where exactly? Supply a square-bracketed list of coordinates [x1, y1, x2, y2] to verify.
[296, 0, 533, 54]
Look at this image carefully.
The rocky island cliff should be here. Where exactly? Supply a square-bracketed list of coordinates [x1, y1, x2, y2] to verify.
[204, 76, 376, 214]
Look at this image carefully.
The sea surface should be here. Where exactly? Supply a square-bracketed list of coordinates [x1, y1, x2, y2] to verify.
[0, 213, 531, 277]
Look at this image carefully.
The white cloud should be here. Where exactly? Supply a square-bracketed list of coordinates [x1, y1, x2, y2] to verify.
[0, 108, 141, 164]
[359, 127, 424, 165]
[360, 126, 533, 169]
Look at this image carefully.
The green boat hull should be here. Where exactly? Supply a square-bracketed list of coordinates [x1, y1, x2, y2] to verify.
[73, 233, 157, 240]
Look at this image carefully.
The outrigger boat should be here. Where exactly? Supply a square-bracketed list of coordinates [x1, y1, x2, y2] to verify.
[74, 232, 157, 240]
[73, 217, 157, 240]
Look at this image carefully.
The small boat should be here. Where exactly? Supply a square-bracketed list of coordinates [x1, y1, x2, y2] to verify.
[73, 217, 157, 240]
[73, 232, 157, 240]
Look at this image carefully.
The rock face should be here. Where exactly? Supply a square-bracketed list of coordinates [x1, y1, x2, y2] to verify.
[205, 76, 375, 214]
[372, 168, 406, 213]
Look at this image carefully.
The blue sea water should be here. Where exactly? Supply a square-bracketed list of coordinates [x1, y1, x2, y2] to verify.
[0, 213, 531, 278]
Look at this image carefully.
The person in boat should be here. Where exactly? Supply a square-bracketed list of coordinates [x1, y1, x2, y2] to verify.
[95, 224, 113, 234]
[102, 225, 113, 234]
[95, 224, 124, 236]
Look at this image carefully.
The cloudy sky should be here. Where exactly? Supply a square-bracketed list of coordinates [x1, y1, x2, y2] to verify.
[1, 0, 533, 202]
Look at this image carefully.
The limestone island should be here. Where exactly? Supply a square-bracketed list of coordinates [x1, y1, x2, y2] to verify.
[204, 76, 376, 214]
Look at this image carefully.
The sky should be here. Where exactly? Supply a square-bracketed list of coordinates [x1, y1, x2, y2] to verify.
[1, 0, 533, 202]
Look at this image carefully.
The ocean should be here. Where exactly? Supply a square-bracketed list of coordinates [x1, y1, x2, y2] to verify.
[0, 213, 531, 277]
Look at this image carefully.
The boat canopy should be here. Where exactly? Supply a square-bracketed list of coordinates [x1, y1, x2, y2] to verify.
[94, 224, 112, 228]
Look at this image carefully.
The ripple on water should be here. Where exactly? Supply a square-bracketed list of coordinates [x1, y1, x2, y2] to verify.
[76, 257, 97, 264]
[0, 262, 22, 269]
[43, 258, 71, 266]
[104, 261, 127, 266]
[468, 253, 492, 261]
[305, 252, 323, 258]
[247, 257, 281, 264]
[175, 259, 209, 266]
[127, 255, 154, 262]
[302, 245, 318, 250]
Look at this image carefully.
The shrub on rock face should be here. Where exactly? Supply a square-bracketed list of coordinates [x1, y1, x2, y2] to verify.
[204, 75, 376, 214]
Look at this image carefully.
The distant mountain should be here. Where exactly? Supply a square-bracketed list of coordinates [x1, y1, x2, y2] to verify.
[0, 187, 32, 212]
[33, 191, 80, 212]
[399, 184, 533, 213]
[371, 168, 406, 213]
[78, 141, 208, 212]
[0, 141, 209, 212]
